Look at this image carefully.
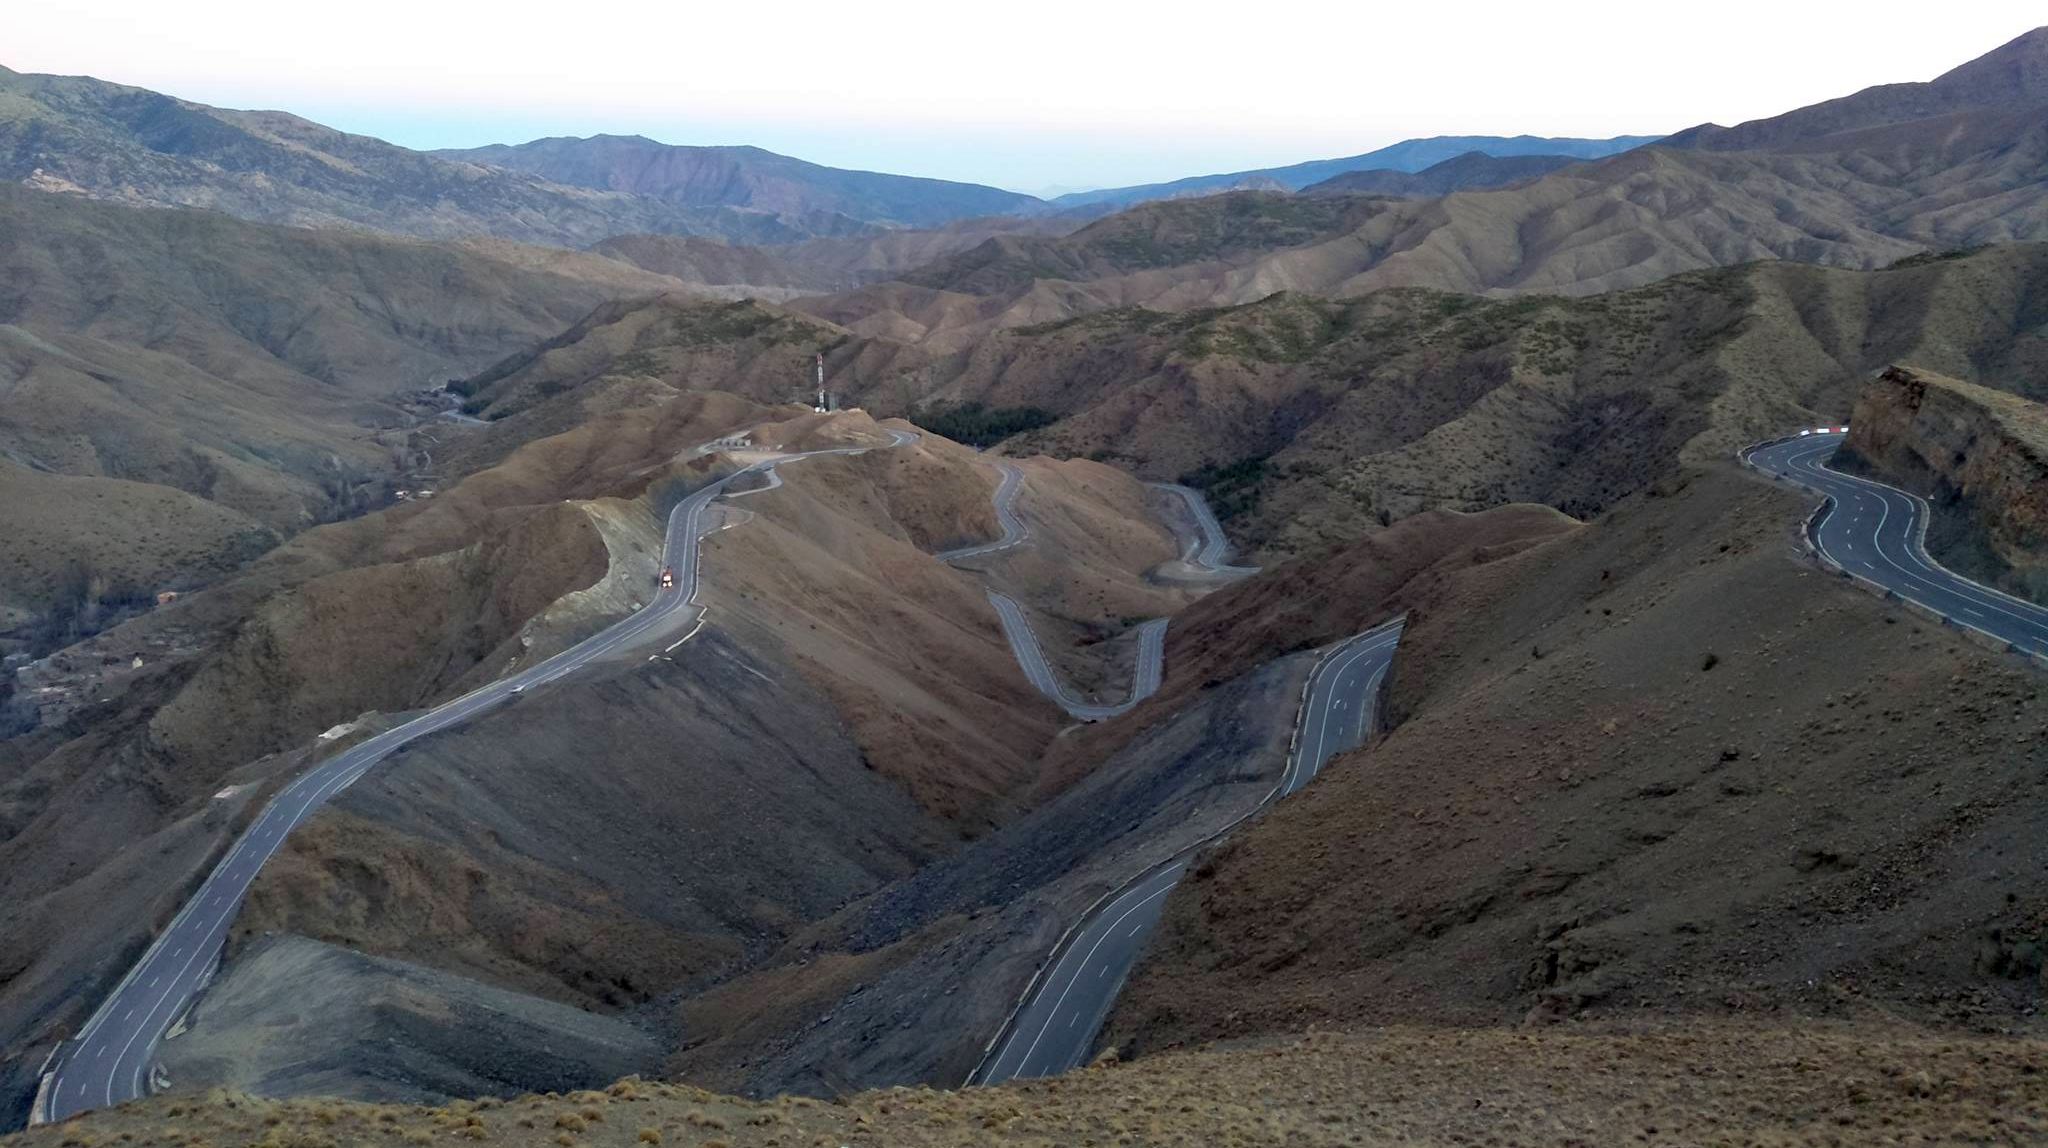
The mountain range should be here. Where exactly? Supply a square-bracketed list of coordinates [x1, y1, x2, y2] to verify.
[1, 62, 1666, 247]
[1045, 134, 1661, 210]
[6, 24, 2048, 1138]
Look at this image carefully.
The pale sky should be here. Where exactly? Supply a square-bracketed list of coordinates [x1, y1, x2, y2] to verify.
[10, 1, 2042, 194]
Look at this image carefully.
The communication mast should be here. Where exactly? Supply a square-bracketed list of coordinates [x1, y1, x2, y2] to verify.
[814, 353, 828, 412]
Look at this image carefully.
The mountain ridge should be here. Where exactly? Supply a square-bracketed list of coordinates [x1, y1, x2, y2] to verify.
[1047, 133, 1660, 211]
[434, 134, 1039, 228]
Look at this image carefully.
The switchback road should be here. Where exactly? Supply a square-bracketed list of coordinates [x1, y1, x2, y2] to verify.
[1742, 430, 2048, 658]
[38, 427, 915, 1122]
[935, 461, 1027, 561]
[986, 591, 1167, 722]
[1151, 482, 1259, 575]
[972, 619, 1403, 1084]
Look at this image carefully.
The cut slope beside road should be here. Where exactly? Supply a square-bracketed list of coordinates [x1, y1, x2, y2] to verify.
[1742, 431, 2048, 660]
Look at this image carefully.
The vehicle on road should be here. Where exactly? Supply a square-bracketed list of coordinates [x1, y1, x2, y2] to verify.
[659, 566, 676, 590]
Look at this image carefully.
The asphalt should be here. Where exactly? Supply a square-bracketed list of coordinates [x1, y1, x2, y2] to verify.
[934, 461, 1027, 561]
[986, 591, 1168, 722]
[39, 427, 917, 1123]
[1742, 430, 2048, 658]
[972, 620, 1404, 1084]
[1150, 482, 1260, 575]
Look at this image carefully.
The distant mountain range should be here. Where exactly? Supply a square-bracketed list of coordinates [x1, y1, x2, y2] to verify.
[433, 135, 1038, 229]
[0, 67, 1041, 245]
[1298, 151, 1581, 197]
[1044, 134, 1661, 211]
[2, 60, 1673, 247]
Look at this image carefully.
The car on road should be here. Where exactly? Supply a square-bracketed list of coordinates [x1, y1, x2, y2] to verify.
[659, 566, 676, 590]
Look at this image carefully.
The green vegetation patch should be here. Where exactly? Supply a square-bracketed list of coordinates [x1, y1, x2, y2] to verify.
[1179, 454, 1271, 521]
[918, 403, 1061, 448]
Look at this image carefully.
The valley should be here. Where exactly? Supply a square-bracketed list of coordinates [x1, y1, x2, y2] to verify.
[7, 20, 2048, 1147]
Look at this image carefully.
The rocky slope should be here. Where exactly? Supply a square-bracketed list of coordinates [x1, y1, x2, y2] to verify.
[1840, 364, 2048, 600]
[1109, 464, 2048, 1056]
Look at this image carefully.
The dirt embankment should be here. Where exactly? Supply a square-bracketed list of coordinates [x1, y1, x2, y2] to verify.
[1110, 464, 2048, 1055]
[18, 1019, 2048, 1147]
[1839, 363, 2048, 601]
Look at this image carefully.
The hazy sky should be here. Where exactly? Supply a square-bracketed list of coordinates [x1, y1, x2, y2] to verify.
[11, 1, 2041, 194]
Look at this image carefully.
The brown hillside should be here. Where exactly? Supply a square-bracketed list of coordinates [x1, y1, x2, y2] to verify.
[1109, 465, 2048, 1055]
[924, 243, 2048, 558]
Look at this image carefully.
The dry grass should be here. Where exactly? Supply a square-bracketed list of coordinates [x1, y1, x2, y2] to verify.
[11, 1021, 2048, 1147]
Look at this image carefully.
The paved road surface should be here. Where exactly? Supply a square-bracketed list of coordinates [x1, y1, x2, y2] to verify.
[972, 620, 1403, 1084]
[1150, 483, 1260, 575]
[39, 428, 915, 1122]
[936, 461, 1027, 561]
[986, 592, 1167, 722]
[1742, 430, 2048, 658]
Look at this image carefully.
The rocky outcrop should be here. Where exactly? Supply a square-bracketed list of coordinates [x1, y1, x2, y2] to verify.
[1842, 364, 2048, 600]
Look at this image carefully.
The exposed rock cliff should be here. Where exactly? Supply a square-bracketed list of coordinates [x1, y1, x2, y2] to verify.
[1841, 364, 2048, 601]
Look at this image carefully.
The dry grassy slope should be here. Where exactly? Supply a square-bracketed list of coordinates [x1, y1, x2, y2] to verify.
[13, 1020, 2047, 1147]
[1110, 465, 2048, 1057]
[0, 461, 276, 629]
[0, 185, 685, 403]
[697, 442, 1054, 831]
[0, 184, 704, 654]
[698, 425, 1197, 827]
[923, 243, 2048, 559]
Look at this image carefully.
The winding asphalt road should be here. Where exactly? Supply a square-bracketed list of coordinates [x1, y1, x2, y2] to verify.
[971, 619, 1404, 1084]
[986, 592, 1168, 722]
[936, 461, 1028, 561]
[39, 427, 917, 1122]
[1151, 482, 1260, 575]
[1742, 430, 2048, 658]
